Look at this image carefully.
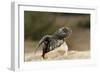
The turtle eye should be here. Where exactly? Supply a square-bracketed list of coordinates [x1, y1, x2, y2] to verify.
[62, 28, 68, 33]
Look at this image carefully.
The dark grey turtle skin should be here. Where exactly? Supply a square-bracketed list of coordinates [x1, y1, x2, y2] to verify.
[35, 27, 72, 59]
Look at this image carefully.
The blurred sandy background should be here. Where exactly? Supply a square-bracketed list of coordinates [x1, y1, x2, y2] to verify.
[24, 11, 90, 62]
